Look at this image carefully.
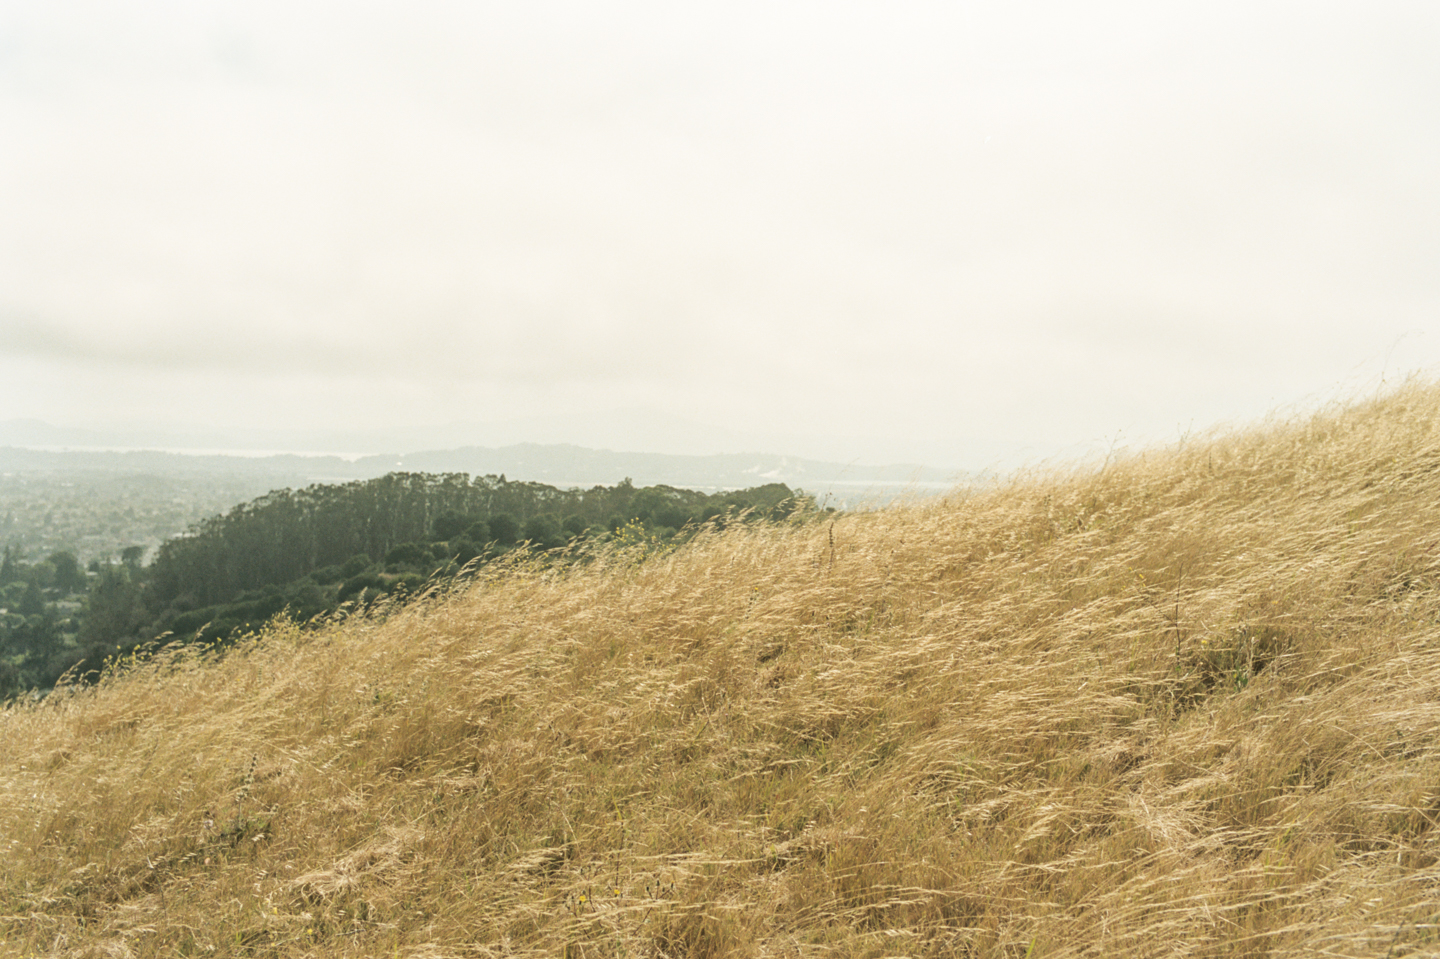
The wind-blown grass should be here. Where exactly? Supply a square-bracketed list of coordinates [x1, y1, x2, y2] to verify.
[7, 381, 1440, 956]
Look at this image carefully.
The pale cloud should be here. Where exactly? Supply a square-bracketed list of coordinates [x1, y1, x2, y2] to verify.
[2, 1, 1439, 467]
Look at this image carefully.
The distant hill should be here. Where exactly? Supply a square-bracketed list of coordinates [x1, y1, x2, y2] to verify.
[0, 439, 966, 569]
[0, 435, 967, 503]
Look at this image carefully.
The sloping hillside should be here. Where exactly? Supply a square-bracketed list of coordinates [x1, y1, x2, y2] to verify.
[7, 382, 1440, 957]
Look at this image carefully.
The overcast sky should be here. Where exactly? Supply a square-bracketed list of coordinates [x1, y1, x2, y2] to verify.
[3, 2, 1439, 469]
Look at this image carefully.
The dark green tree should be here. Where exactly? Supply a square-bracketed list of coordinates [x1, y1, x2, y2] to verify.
[18, 581, 46, 617]
[338, 572, 386, 604]
[47, 551, 86, 595]
[341, 553, 374, 578]
[0, 546, 20, 585]
[488, 514, 519, 545]
[80, 565, 148, 647]
[385, 542, 431, 570]
[448, 538, 482, 564]
[432, 509, 471, 541]
[522, 514, 562, 550]
[0, 659, 23, 701]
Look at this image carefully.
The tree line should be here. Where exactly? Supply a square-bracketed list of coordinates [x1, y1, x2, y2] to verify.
[0, 472, 814, 699]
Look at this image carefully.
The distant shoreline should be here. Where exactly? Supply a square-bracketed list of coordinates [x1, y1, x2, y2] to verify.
[0, 444, 969, 505]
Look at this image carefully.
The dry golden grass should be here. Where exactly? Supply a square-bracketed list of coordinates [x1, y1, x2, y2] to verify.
[9, 382, 1440, 957]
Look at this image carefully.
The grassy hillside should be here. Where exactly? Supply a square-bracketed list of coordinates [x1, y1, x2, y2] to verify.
[7, 382, 1440, 957]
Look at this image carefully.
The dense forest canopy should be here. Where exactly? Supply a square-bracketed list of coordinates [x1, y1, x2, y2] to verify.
[0, 471, 813, 699]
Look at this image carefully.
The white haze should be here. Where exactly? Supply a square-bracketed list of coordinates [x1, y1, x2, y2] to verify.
[2, 2, 1439, 469]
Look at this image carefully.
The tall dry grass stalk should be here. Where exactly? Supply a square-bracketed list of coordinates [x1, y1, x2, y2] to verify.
[7, 381, 1440, 956]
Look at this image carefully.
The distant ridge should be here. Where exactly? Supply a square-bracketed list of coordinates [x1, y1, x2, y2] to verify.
[0, 437, 966, 503]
